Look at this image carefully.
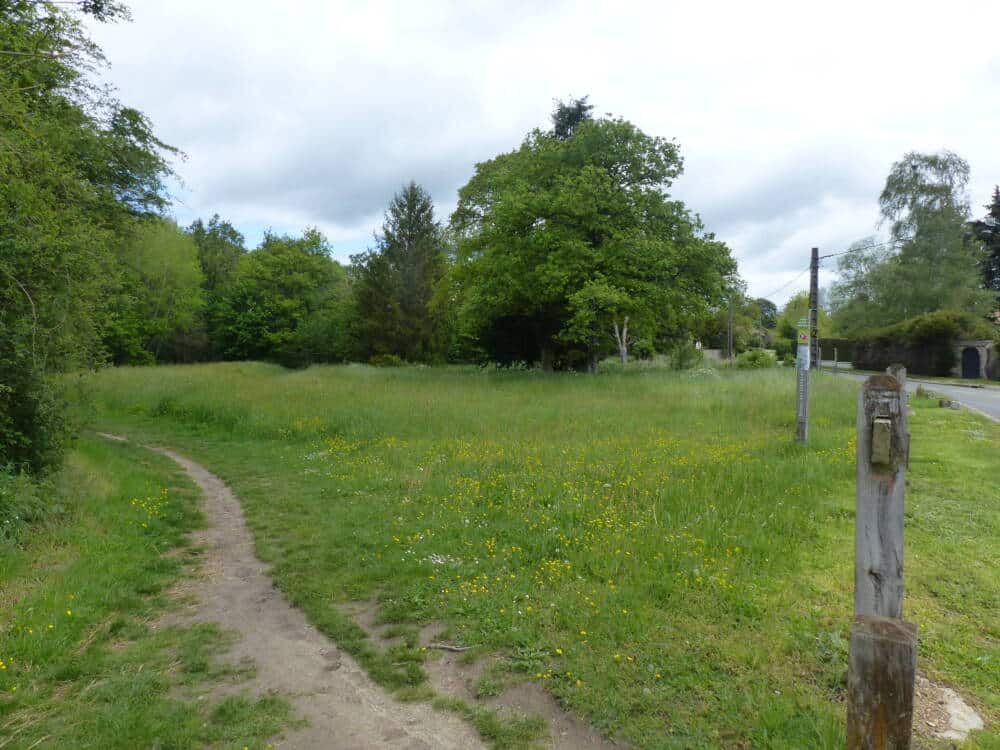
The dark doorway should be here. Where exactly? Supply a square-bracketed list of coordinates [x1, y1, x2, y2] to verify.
[961, 347, 981, 379]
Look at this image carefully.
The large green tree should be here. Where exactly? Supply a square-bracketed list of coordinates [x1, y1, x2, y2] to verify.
[351, 182, 447, 362]
[1, 0, 175, 471]
[830, 152, 993, 337]
[449, 110, 735, 370]
[103, 219, 206, 364]
[215, 229, 348, 366]
[969, 186, 1000, 305]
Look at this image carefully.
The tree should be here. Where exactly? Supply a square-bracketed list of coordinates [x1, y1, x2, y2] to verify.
[775, 291, 832, 340]
[755, 298, 777, 330]
[551, 96, 594, 140]
[830, 152, 994, 337]
[351, 183, 447, 362]
[1, 0, 175, 472]
[450, 108, 735, 370]
[215, 229, 348, 366]
[969, 186, 1000, 305]
[188, 215, 246, 292]
[103, 219, 206, 363]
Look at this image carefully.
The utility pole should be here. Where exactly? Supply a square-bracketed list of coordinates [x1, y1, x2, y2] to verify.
[727, 296, 734, 360]
[809, 247, 819, 369]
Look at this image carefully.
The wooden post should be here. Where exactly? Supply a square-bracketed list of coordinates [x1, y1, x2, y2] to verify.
[847, 616, 917, 750]
[848, 375, 915, 750]
[795, 320, 810, 442]
[855, 375, 907, 618]
[834, 347, 839, 374]
[886, 364, 906, 389]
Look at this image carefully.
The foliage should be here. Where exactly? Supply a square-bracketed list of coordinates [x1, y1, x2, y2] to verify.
[450, 109, 735, 370]
[214, 229, 349, 366]
[369, 353, 405, 367]
[755, 298, 778, 330]
[103, 219, 206, 364]
[0, 468, 56, 542]
[831, 152, 994, 337]
[351, 183, 447, 362]
[550, 95, 593, 140]
[84, 363, 1000, 747]
[775, 291, 832, 340]
[735, 348, 777, 368]
[0, 0, 175, 472]
[668, 341, 703, 370]
[699, 291, 766, 353]
[969, 186, 1000, 305]
[853, 309, 993, 375]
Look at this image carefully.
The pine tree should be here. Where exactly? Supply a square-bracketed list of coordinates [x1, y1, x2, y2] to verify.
[351, 183, 446, 361]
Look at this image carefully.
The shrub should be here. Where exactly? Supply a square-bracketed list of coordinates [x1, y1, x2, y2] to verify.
[0, 469, 59, 542]
[631, 338, 656, 360]
[668, 342, 703, 370]
[369, 353, 405, 367]
[735, 349, 777, 369]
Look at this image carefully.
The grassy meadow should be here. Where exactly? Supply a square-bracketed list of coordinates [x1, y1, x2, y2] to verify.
[0, 434, 293, 749]
[69, 362, 999, 749]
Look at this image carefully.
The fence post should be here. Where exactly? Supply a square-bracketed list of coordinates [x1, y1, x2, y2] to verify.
[847, 375, 915, 750]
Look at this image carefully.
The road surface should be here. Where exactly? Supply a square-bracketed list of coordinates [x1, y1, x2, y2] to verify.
[829, 370, 1000, 421]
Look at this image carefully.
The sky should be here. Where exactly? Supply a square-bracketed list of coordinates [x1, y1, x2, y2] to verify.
[87, 0, 1000, 305]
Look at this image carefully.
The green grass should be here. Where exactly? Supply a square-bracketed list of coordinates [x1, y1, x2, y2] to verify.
[0, 434, 293, 749]
[78, 362, 999, 748]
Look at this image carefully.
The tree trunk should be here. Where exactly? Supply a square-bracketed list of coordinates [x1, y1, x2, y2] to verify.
[613, 317, 629, 365]
[540, 344, 555, 372]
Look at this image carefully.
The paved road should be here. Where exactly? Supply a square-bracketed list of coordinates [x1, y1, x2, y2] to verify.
[830, 370, 1000, 421]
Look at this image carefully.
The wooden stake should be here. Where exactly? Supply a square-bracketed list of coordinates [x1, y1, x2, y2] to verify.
[855, 375, 907, 618]
[847, 615, 917, 750]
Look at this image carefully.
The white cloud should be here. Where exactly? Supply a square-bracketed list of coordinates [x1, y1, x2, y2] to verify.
[88, 0, 1000, 303]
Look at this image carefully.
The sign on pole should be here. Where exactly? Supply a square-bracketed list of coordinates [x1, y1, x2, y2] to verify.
[795, 317, 810, 442]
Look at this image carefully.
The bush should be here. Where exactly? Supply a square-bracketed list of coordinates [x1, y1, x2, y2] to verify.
[0, 469, 59, 542]
[0, 367, 70, 475]
[771, 337, 793, 358]
[735, 349, 777, 369]
[369, 353, 405, 367]
[631, 338, 656, 360]
[668, 342, 703, 370]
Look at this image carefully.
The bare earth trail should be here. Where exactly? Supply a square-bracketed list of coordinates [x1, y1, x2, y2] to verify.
[100, 434, 483, 750]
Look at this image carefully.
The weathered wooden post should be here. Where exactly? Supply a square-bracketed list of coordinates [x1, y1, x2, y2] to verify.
[847, 375, 916, 749]
[834, 347, 839, 374]
[886, 363, 906, 388]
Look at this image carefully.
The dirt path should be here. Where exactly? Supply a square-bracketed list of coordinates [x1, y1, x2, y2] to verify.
[112, 436, 484, 750]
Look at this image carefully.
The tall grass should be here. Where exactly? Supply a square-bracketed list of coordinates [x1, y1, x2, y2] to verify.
[80, 363, 999, 748]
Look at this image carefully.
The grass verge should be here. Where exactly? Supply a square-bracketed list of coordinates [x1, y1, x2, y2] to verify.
[0, 434, 293, 749]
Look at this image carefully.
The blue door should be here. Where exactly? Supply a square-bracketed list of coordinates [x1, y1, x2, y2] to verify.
[961, 347, 980, 378]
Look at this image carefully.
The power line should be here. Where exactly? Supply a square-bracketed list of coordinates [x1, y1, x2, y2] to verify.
[758, 266, 810, 301]
[818, 238, 904, 262]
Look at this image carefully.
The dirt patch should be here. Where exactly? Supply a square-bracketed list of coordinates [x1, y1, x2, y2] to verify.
[107, 436, 482, 750]
[914, 674, 985, 742]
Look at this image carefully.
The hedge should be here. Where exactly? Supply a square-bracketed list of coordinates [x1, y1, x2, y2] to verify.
[853, 310, 993, 376]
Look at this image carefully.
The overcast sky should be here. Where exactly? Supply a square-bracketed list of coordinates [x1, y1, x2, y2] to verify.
[88, 0, 1000, 305]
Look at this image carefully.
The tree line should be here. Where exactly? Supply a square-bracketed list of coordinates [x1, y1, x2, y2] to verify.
[1, 2, 739, 474]
[102, 102, 739, 374]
